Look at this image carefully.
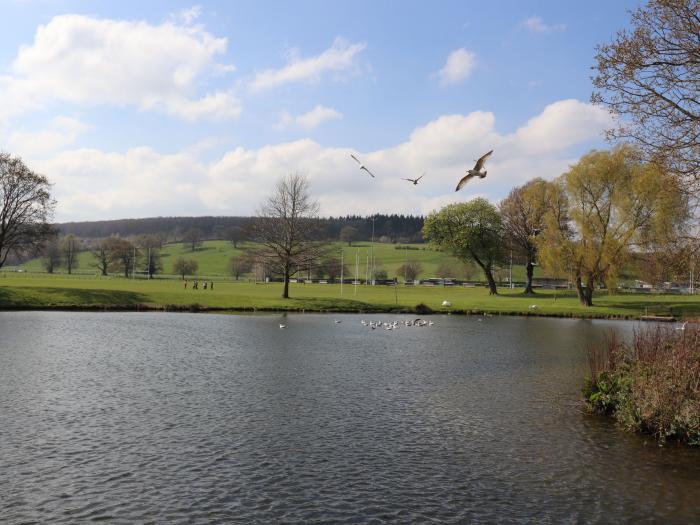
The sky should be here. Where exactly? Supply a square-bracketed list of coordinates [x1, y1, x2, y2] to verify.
[0, 0, 642, 222]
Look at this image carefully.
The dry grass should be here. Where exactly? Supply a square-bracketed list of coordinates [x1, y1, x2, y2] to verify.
[584, 325, 700, 444]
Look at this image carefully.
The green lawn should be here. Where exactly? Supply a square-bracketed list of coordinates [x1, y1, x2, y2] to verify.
[1, 272, 698, 319]
[18, 240, 543, 282]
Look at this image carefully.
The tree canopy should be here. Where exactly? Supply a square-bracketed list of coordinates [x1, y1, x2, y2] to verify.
[423, 198, 503, 294]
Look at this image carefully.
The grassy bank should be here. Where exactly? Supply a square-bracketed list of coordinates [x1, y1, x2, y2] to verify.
[583, 326, 700, 445]
[1, 272, 700, 318]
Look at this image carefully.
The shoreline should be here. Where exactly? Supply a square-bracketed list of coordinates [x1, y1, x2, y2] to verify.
[0, 302, 651, 321]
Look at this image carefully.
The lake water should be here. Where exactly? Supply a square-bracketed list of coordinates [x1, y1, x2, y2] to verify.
[1, 312, 699, 523]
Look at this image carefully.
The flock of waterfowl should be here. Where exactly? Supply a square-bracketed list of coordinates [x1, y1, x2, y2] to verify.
[361, 318, 435, 330]
[350, 150, 494, 191]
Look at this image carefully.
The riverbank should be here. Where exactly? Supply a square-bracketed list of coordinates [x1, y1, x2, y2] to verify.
[2, 273, 700, 319]
[583, 326, 700, 445]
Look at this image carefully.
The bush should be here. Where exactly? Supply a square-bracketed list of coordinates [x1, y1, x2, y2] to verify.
[584, 326, 700, 445]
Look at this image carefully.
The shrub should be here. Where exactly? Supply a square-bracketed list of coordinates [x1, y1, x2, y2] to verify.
[583, 325, 700, 445]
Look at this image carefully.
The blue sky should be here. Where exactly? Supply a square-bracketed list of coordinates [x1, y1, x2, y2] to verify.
[0, 0, 641, 221]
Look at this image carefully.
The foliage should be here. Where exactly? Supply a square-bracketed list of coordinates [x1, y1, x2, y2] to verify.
[43, 237, 61, 274]
[538, 146, 689, 306]
[592, 0, 700, 185]
[182, 227, 203, 252]
[584, 326, 700, 445]
[104, 237, 136, 278]
[423, 198, 503, 294]
[61, 235, 80, 275]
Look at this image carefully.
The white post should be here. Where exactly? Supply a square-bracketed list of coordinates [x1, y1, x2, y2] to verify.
[509, 250, 513, 289]
[132, 246, 136, 279]
[371, 216, 375, 285]
[340, 249, 344, 296]
[355, 249, 359, 295]
[148, 246, 151, 279]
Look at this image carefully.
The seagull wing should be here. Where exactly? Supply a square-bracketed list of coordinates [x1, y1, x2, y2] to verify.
[416, 173, 425, 182]
[350, 153, 362, 166]
[473, 150, 493, 172]
[455, 172, 475, 192]
[361, 166, 376, 178]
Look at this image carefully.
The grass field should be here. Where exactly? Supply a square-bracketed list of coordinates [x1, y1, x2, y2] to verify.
[17, 240, 543, 282]
[1, 272, 699, 319]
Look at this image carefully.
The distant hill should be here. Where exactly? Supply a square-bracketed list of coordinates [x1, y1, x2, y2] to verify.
[55, 214, 425, 242]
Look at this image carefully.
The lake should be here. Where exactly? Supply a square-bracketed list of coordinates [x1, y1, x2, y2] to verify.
[1, 312, 699, 523]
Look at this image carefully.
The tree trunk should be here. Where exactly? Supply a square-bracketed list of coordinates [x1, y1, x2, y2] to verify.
[484, 267, 498, 295]
[575, 274, 594, 306]
[523, 260, 535, 295]
[282, 264, 290, 298]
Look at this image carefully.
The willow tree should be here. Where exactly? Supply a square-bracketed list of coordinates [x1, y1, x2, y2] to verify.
[249, 173, 324, 299]
[423, 198, 503, 295]
[538, 147, 688, 306]
[499, 178, 568, 294]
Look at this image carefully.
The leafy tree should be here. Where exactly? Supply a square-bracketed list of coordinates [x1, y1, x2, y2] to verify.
[60, 235, 79, 275]
[396, 261, 423, 282]
[43, 238, 61, 274]
[499, 178, 568, 294]
[229, 254, 252, 280]
[592, 0, 700, 185]
[0, 153, 55, 268]
[538, 147, 689, 306]
[423, 198, 503, 294]
[249, 173, 324, 298]
[182, 227, 203, 252]
[339, 225, 359, 246]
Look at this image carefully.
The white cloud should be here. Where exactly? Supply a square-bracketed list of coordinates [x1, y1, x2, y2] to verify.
[6, 116, 91, 158]
[521, 16, 567, 33]
[274, 105, 343, 130]
[435, 48, 477, 86]
[34, 99, 611, 221]
[249, 37, 366, 92]
[0, 13, 239, 123]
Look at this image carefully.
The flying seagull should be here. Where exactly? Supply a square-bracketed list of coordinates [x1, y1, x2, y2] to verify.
[350, 154, 376, 178]
[402, 173, 425, 185]
[455, 150, 493, 191]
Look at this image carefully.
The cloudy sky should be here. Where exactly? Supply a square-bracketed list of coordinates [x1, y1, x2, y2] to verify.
[0, 0, 640, 222]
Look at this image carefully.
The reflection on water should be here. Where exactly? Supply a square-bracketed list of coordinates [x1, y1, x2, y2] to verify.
[1, 312, 698, 523]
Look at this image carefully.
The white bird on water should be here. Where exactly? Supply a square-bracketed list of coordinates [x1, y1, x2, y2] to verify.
[676, 321, 689, 331]
[350, 154, 376, 178]
[279, 323, 286, 329]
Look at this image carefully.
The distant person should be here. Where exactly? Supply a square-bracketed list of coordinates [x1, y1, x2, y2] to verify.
[184, 280, 188, 289]
[203, 281, 208, 290]
[210, 281, 214, 291]
[193, 280, 198, 290]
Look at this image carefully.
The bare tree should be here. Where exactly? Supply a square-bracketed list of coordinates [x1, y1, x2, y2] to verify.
[173, 257, 198, 279]
[225, 226, 246, 248]
[229, 253, 253, 280]
[592, 0, 700, 186]
[249, 173, 324, 298]
[0, 153, 55, 268]
[91, 238, 110, 276]
[182, 227, 203, 252]
[61, 235, 80, 275]
[43, 237, 62, 274]
[396, 261, 423, 282]
[105, 237, 136, 278]
[339, 225, 359, 246]
[499, 178, 568, 294]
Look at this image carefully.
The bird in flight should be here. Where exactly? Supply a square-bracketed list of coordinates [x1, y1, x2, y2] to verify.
[455, 150, 493, 192]
[402, 173, 425, 185]
[350, 154, 376, 178]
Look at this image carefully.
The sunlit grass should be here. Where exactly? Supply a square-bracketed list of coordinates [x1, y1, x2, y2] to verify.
[2, 272, 699, 318]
